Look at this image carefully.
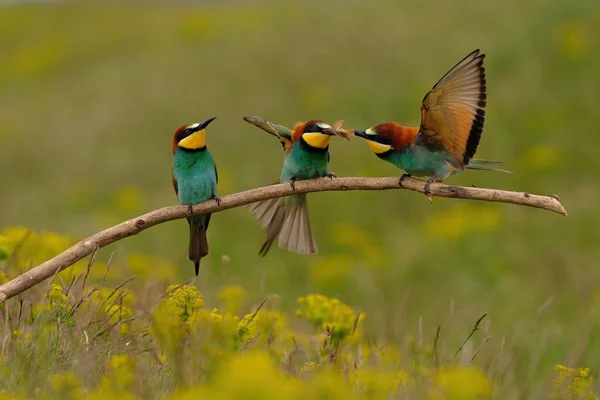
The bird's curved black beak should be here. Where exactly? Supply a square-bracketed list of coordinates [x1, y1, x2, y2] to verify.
[353, 129, 369, 139]
[321, 126, 342, 137]
[196, 116, 217, 131]
[315, 123, 344, 138]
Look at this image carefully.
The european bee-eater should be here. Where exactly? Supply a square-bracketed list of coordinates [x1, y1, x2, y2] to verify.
[244, 117, 348, 256]
[172, 117, 220, 275]
[353, 49, 507, 194]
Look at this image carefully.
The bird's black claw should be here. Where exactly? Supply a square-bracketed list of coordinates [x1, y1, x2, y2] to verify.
[325, 172, 336, 179]
[289, 179, 296, 190]
[213, 195, 222, 206]
[187, 204, 194, 214]
[398, 174, 411, 187]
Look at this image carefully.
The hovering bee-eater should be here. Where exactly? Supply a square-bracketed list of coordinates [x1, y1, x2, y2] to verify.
[244, 117, 348, 256]
[172, 117, 220, 275]
[353, 49, 507, 194]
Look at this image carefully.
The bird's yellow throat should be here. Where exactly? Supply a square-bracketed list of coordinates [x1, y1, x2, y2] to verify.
[366, 140, 392, 154]
[302, 132, 331, 149]
[178, 129, 206, 150]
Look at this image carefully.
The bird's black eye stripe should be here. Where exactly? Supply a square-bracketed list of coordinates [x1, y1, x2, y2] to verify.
[372, 135, 392, 145]
[176, 128, 192, 142]
[304, 124, 320, 133]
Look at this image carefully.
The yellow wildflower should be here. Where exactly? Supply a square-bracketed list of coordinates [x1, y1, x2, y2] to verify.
[164, 284, 204, 323]
[431, 365, 493, 399]
[46, 371, 83, 399]
[296, 294, 365, 342]
[554, 364, 595, 398]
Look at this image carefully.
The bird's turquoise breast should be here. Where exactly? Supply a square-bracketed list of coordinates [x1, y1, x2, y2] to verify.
[384, 146, 452, 178]
[173, 148, 217, 205]
[281, 141, 329, 182]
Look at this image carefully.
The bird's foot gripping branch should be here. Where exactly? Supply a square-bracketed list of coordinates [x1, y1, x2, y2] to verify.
[0, 176, 567, 303]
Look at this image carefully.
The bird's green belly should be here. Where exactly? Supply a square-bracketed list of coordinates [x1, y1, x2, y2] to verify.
[386, 147, 452, 178]
[281, 144, 329, 182]
[176, 173, 214, 205]
[173, 149, 217, 206]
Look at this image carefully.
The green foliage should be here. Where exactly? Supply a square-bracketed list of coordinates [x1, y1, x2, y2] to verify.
[0, 226, 598, 398]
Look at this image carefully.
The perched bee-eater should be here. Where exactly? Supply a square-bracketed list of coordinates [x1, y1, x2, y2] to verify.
[353, 49, 507, 194]
[244, 117, 348, 256]
[172, 117, 220, 275]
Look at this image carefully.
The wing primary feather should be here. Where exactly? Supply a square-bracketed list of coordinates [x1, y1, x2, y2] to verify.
[417, 49, 487, 167]
[463, 108, 485, 165]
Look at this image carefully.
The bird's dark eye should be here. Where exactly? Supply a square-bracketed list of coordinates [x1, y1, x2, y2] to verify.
[376, 136, 392, 145]
[176, 128, 193, 142]
[305, 124, 319, 133]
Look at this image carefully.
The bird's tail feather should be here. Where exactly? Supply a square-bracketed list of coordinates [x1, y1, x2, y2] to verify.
[188, 216, 209, 275]
[278, 195, 318, 255]
[466, 159, 512, 173]
[248, 194, 317, 256]
[249, 197, 285, 256]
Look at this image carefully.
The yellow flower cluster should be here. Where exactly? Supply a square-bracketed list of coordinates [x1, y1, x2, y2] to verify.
[164, 284, 205, 323]
[46, 283, 68, 308]
[431, 366, 494, 399]
[554, 364, 595, 398]
[46, 371, 83, 399]
[296, 294, 365, 341]
[238, 310, 287, 347]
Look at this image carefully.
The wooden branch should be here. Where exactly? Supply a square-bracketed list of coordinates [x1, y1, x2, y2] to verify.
[0, 177, 567, 303]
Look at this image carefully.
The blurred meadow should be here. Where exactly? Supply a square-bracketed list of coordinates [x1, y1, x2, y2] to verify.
[1, 0, 599, 398]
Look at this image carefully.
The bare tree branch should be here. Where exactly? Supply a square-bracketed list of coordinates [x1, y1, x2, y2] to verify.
[0, 176, 567, 303]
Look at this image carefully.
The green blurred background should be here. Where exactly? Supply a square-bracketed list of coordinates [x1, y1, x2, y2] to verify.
[1, 0, 599, 384]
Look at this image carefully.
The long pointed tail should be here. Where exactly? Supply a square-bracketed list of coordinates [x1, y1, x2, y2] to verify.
[466, 159, 512, 173]
[248, 194, 317, 256]
[188, 215, 209, 275]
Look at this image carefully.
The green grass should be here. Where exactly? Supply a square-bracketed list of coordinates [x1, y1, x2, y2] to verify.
[0, 0, 599, 397]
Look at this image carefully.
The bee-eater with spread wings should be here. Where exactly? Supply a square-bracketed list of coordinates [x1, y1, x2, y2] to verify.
[353, 49, 507, 194]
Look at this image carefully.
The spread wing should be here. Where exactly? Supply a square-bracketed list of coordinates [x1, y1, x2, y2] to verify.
[243, 115, 294, 154]
[414, 49, 487, 168]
